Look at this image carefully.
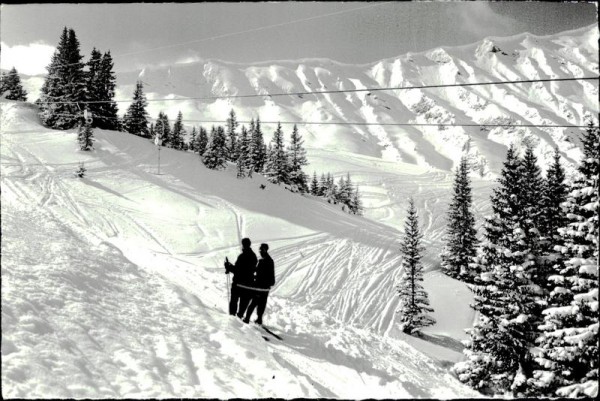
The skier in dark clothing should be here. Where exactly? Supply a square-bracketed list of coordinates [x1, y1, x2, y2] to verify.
[225, 238, 258, 318]
[243, 243, 275, 325]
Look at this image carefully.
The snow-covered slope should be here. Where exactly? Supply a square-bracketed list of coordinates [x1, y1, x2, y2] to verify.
[2, 25, 597, 398]
[1, 101, 478, 398]
[13, 26, 598, 234]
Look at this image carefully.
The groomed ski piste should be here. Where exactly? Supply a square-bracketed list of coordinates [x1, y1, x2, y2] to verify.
[2, 101, 481, 398]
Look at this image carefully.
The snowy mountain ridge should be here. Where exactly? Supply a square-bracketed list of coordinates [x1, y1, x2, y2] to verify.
[112, 24, 598, 176]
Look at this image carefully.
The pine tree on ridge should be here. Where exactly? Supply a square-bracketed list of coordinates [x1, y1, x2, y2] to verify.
[123, 81, 149, 137]
[441, 156, 478, 282]
[78, 120, 94, 151]
[397, 197, 435, 334]
[264, 122, 289, 184]
[171, 111, 186, 150]
[1, 67, 28, 101]
[288, 124, 309, 192]
[226, 109, 238, 161]
[38, 27, 87, 129]
[203, 126, 228, 170]
[530, 123, 599, 398]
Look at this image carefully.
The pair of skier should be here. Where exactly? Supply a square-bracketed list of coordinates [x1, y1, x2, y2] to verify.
[225, 238, 275, 325]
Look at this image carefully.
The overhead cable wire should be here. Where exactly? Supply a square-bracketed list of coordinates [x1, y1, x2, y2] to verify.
[33, 76, 600, 105]
[175, 121, 595, 129]
[44, 113, 596, 129]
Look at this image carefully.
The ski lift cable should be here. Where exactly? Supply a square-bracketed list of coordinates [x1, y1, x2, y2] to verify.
[44, 112, 596, 129]
[179, 121, 595, 129]
[32, 76, 600, 105]
[0, 2, 393, 78]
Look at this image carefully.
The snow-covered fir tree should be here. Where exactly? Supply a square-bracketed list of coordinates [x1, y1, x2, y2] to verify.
[455, 145, 545, 396]
[325, 173, 337, 203]
[257, 120, 268, 172]
[318, 173, 327, 196]
[97, 51, 119, 130]
[440, 156, 478, 281]
[517, 147, 549, 390]
[226, 109, 239, 161]
[337, 174, 351, 206]
[539, 148, 569, 261]
[122, 81, 149, 137]
[195, 126, 209, 156]
[86, 49, 119, 130]
[1, 67, 28, 101]
[85, 48, 103, 121]
[455, 148, 526, 395]
[310, 172, 319, 195]
[397, 197, 435, 334]
[519, 145, 545, 281]
[98, 52, 119, 130]
[264, 123, 289, 184]
[530, 123, 599, 398]
[349, 186, 364, 215]
[250, 117, 267, 173]
[246, 119, 256, 172]
[154, 112, 171, 147]
[266, 143, 273, 171]
[148, 123, 155, 140]
[287, 124, 309, 192]
[203, 126, 228, 170]
[38, 27, 87, 129]
[345, 173, 354, 207]
[77, 120, 94, 151]
[525, 147, 570, 324]
[514, 145, 549, 396]
[189, 126, 197, 152]
[171, 111, 186, 150]
[75, 161, 86, 178]
[300, 170, 363, 213]
[236, 125, 251, 178]
[236, 155, 246, 179]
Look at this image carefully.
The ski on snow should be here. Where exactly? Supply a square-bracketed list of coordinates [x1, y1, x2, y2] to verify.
[255, 324, 283, 341]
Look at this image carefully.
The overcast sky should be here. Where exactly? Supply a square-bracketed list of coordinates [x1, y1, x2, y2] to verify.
[1, 2, 597, 75]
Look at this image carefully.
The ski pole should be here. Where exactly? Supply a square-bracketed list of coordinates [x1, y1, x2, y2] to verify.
[226, 271, 230, 311]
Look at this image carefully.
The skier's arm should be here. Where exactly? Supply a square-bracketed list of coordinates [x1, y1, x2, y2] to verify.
[224, 257, 233, 273]
[249, 254, 258, 273]
[231, 253, 246, 274]
[268, 260, 276, 288]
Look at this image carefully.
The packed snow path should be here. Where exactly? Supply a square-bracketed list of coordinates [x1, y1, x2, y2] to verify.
[2, 102, 479, 398]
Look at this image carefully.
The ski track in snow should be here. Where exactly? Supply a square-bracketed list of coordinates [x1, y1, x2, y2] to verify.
[0, 102, 484, 398]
